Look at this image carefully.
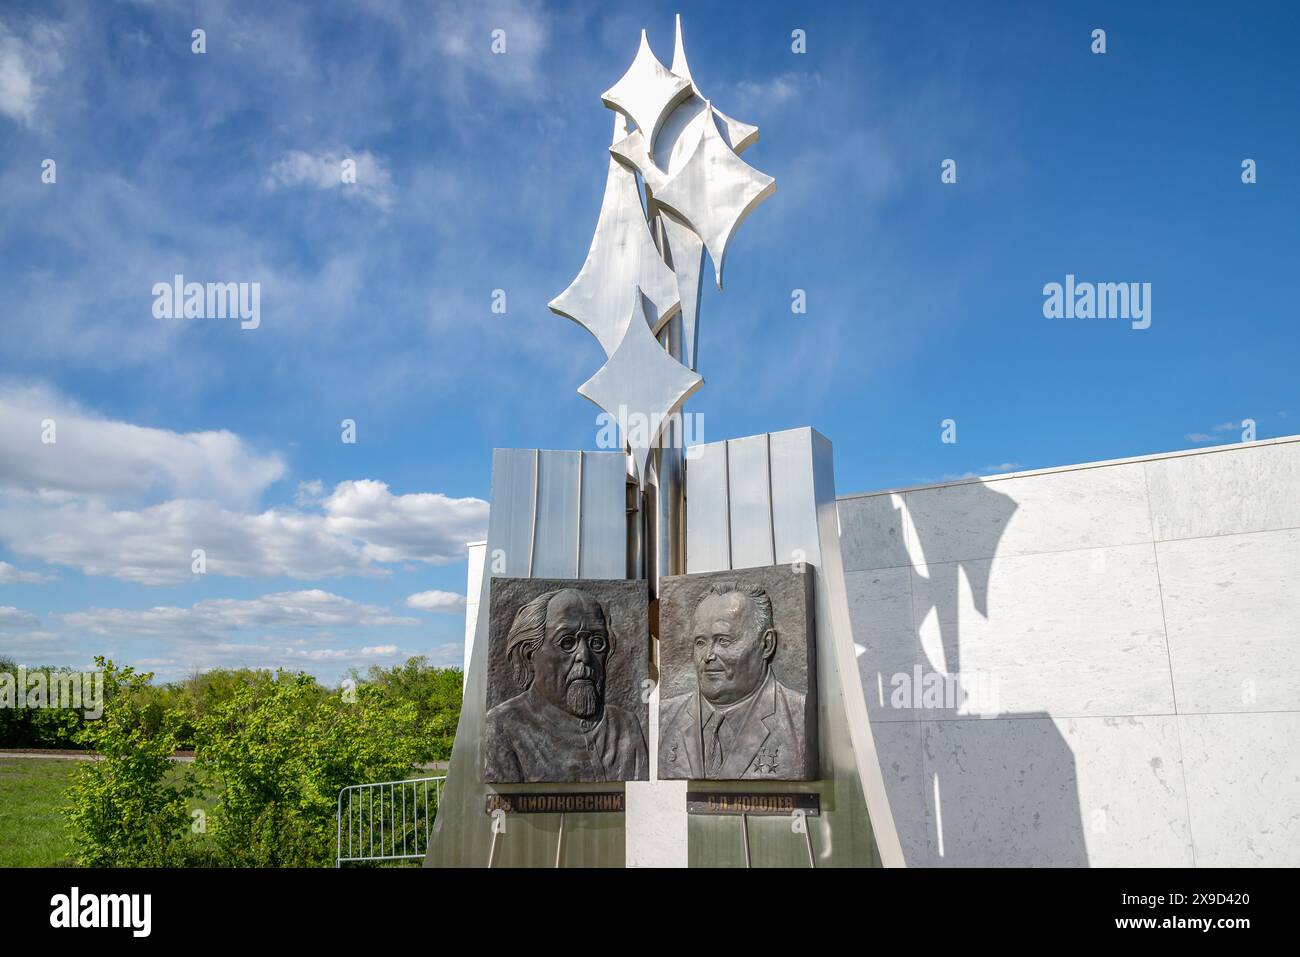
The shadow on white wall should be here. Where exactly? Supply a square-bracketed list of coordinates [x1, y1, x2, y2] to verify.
[853, 482, 1089, 867]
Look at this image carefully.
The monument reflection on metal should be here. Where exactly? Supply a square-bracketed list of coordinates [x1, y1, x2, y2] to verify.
[658, 566, 818, 781]
[485, 578, 650, 783]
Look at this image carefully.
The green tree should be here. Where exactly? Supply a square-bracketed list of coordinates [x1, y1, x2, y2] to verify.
[65, 659, 196, 866]
[167, 667, 281, 749]
[348, 656, 463, 762]
[0, 659, 92, 749]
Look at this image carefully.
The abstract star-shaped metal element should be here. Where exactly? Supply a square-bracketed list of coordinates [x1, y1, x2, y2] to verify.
[605, 17, 768, 370]
[601, 30, 692, 150]
[652, 103, 776, 290]
[658, 210, 705, 371]
[577, 289, 703, 485]
[605, 127, 660, 195]
[610, 18, 759, 190]
[609, 127, 667, 194]
[656, 96, 757, 178]
[549, 113, 680, 357]
[663, 14, 758, 161]
[606, 117, 706, 368]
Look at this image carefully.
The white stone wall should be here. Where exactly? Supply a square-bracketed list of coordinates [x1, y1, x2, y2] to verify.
[838, 436, 1300, 867]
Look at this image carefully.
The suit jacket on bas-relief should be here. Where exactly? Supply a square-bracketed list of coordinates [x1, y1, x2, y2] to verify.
[659, 672, 808, 780]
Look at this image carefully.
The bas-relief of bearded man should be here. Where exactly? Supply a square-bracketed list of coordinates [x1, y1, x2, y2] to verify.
[484, 587, 648, 783]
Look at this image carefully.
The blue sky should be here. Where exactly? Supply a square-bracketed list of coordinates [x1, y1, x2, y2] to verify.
[1, 0, 1297, 682]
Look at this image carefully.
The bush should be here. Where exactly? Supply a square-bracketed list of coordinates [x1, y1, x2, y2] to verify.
[56, 656, 460, 867]
[195, 671, 423, 867]
[64, 659, 198, 866]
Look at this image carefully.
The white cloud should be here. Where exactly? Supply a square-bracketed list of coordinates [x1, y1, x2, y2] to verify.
[0, 384, 486, 584]
[61, 589, 417, 641]
[0, 481, 487, 585]
[295, 479, 325, 506]
[267, 148, 394, 210]
[0, 20, 63, 126]
[83, 638, 413, 682]
[0, 496, 378, 585]
[0, 560, 53, 584]
[425, 642, 464, 667]
[731, 72, 821, 112]
[0, 382, 285, 507]
[1187, 421, 1246, 443]
[426, 0, 549, 99]
[405, 589, 467, 613]
[931, 462, 1024, 483]
[323, 480, 487, 565]
[0, 605, 40, 630]
[281, 643, 400, 661]
[0, 38, 35, 124]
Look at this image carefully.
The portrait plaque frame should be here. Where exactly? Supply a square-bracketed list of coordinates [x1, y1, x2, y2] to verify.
[657, 564, 818, 782]
[484, 576, 650, 784]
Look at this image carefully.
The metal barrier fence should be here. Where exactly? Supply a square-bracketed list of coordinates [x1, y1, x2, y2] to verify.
[336, 776, 445, 867]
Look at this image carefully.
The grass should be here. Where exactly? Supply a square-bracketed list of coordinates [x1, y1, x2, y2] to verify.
[0, 757, 218, 867]
[0, 756, 442, 867]
[0, 757, 80, 867]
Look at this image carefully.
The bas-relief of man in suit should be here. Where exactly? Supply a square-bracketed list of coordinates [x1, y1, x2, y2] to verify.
[660, 583, 807, 780]
[484, 587, 647, 783]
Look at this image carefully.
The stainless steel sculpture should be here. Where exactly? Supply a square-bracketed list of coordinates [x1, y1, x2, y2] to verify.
[551, 15, 775, 489]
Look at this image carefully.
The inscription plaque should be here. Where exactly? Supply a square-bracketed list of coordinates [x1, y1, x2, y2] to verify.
[486, 793, 626, 815]
[686, 792, 821, 816]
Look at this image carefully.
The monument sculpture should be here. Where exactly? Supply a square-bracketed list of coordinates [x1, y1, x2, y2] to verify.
[659, 567, 818, 780]
[485, 578, 649, 783]
[426, 15, 902, 869]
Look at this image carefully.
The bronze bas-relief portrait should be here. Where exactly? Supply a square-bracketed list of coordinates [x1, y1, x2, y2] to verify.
[484, 581, 648, 783]
[659, 567, 817, 781]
